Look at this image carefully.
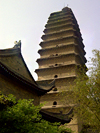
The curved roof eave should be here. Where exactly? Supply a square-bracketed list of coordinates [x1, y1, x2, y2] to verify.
[0, 61, 55, 96]
[0, 45, 55, 95]
[40, 107, 73, 124]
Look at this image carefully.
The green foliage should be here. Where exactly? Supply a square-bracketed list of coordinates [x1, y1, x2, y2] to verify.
[73, 49, 100, 132]
[0, 93, 16, 111]
[0, 93, 72, 133]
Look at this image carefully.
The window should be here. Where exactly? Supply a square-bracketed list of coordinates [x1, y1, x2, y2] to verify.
[53, 101, 57, 105]
[55, 64, 58, 66]
[54, 75, 58, 78]
[55, 54, 58, 56]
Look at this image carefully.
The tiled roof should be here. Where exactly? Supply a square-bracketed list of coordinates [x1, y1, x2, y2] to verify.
[0, 45, 55, 95]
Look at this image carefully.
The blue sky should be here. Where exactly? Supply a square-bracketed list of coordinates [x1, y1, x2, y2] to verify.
[0, 0, 100, 80]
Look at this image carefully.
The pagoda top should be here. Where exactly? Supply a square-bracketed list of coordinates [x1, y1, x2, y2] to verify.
[62, 6, 71, 11]
[50, 6, 71, 17]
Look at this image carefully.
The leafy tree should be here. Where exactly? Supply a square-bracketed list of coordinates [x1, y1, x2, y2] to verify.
[0, 93, 72, 133]
[72, 49, 100, 132]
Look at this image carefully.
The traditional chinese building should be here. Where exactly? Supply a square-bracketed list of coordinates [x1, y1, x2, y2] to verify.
[35, 7, 87, 132]
[0, 42, 55, 105]
[0, 41, 72, 124]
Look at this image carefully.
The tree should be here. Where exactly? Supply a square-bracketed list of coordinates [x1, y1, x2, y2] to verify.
[0, 93, 72, 133]
[72, 49, 100, 132]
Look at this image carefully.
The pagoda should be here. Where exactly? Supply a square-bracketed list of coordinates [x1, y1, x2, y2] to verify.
[35, 7, 87, 132]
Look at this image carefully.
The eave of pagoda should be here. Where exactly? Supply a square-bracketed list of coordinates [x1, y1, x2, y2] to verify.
[40, 35, 84, 49]
[38, 43, 75, 52]
[48, 13, 71, 20]
[35, 63, 78, 72]
[41, 104, 74, 110]
[42, 28, 75, 40]
[38, 43, 86, 56]
[37, 75, 76, 82]
[47, 15, 73, 27]
[36, 53, 87, 64]
[45, 17, 73, 28]
[47, 15, 73, 25]
[40, 107, 73, 124]
[44, 22, 74, 33]
[42, 28, 83, 42]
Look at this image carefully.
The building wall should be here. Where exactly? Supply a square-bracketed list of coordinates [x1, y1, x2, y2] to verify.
[0, 71, 40, 106]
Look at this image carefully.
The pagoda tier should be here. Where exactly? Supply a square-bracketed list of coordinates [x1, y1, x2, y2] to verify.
[35, 7, 87, 115]
[38, 44, 86, 59]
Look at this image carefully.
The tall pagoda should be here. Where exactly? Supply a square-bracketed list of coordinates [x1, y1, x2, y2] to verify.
[35, 7, 87, 132]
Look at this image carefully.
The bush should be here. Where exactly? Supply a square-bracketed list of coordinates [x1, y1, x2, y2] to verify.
[0, 93, 72, 133]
